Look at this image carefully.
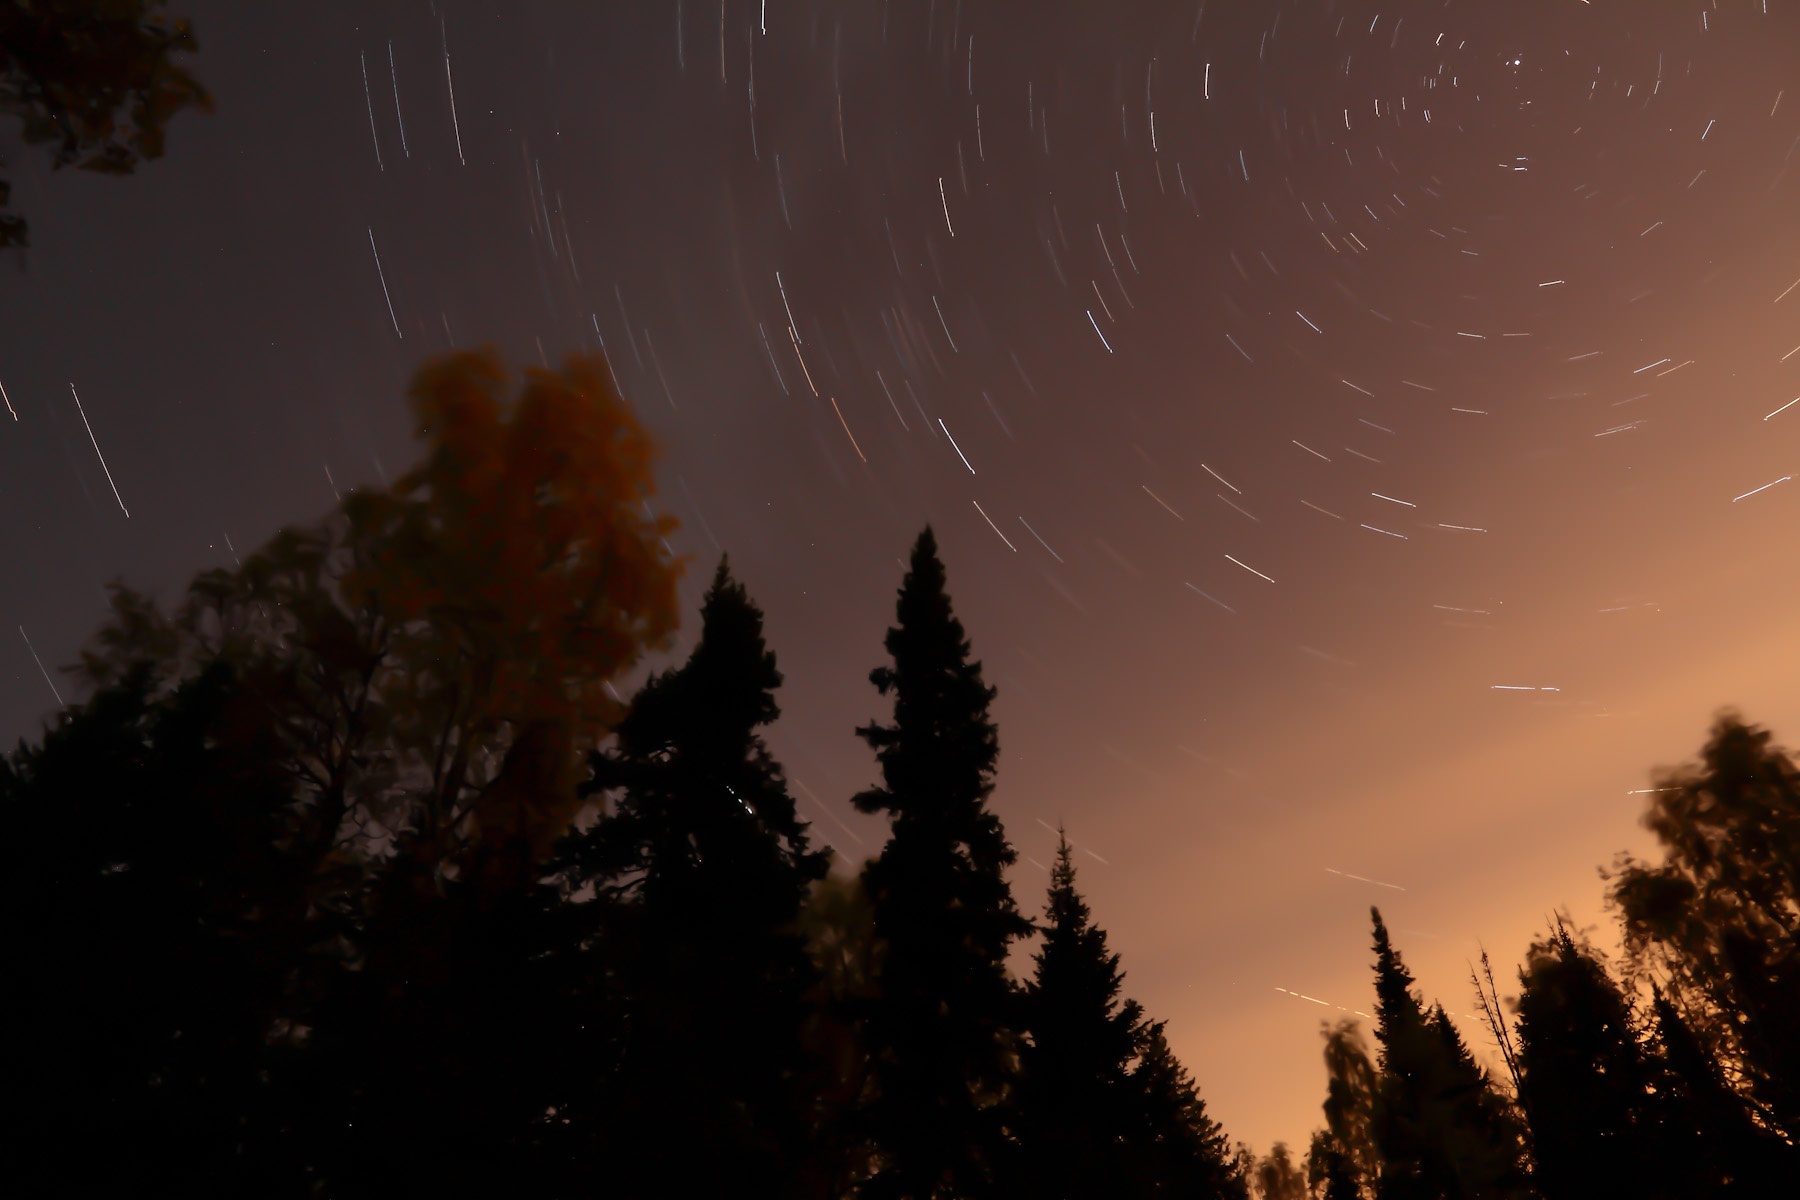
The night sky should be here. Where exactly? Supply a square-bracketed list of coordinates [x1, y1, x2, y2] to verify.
[4, 0, 1800, 1153]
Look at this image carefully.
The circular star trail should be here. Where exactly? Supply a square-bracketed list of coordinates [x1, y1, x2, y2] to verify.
[3, 0, 1798, 1150]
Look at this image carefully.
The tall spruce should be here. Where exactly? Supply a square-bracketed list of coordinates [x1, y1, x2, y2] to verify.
[1367, 909, 1533, 1200]
[1368, 908, 1436, 1200]
[554, 558, 830, 1196]
[852, 527, 1032, 1200]
[1012, 830, 1145, 1198]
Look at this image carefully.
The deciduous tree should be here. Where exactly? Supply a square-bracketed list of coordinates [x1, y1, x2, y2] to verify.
[0, 0, 211, 248]
[1604, 711, 1800, 1138]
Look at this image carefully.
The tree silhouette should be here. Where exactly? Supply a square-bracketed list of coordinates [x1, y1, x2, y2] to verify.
[355, 350, 682, 868]
[1512, 923, 1664, 1200]
[1366, 909, 1534, 1200]
[549, 558, 831, 1196]
[1648, 983, 1798, 1195]
[0, 657, 309, 1192]
[0, 0, 211, 248]
[76, 350, 683, 884]
[1309, 1130, 1365, 1200]
[1313, 1019, 1379, 1198]
[1011, 829, 1146, 1198]
[852, 527, 1032, 1200]
[1604, 710, 1800, 1139]
[274, 352, 678, 1195]
[13, 349, 681, 1196]
[1129, 1021, 1248, 1199]
[1250, 1142, 1308, 1200]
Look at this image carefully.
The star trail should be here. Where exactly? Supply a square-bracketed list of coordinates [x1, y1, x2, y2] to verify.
[2, 0, 1798, 1151]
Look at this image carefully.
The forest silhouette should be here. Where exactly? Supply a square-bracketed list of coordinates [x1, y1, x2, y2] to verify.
[8, 11, 1799, 1196]
[3, 350, 1796, 1198]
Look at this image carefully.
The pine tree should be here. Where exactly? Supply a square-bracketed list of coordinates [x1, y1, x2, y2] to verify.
[852, 527, 1033, 1200]
[1012, 831, 1145, 1198]
[1366, 909, 1532, 1200]
[552, 558, 831, 1196]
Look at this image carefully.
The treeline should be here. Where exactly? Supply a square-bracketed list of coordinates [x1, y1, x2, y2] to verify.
[0, 352, 1235, 1198]
[1, 353, 1796, 1199]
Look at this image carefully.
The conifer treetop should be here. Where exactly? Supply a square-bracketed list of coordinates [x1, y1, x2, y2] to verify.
[1370, 906, 1426, 1059]
[853, 528, 1012, 879]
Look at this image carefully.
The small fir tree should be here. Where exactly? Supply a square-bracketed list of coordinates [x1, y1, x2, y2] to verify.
[1012, 830, 1145, 1198]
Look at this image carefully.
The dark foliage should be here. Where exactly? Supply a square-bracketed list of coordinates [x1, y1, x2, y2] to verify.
[7, 406, 1799, 1200]
[1367, 909, 1535, 1200]
[851, 527, 1034, 1199]
[0, 0, 211, 248]
[1012, 831, 1146, 1198]
[1604, 711, 1800, 1140]
[549, 558, 832, 1197]
[0, 659, 308, 1193]
[1130, 1021, 1247, 1200]
[1647, 984, 1798, 1195]
[1512, 925, 1666, 1200]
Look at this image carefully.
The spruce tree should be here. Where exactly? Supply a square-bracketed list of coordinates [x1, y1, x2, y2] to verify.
[852, 527, 1032, 1200]
[1366, 909, 1532, 1200]
[1368, 909, 1437, 1200]
[1129, 1022, 1248, 1199]
[1012, 831, 1145, 1198]
[554, 558, 831, 1196]
[1424, 1005, 1534, 1199]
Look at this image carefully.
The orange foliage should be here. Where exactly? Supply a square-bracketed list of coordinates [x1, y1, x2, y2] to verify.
[345, 350, 682, 850]
[74, 349, 677, 870]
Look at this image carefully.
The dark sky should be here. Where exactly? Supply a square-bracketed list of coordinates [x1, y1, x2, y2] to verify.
[4, 0, 1799, 1153]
